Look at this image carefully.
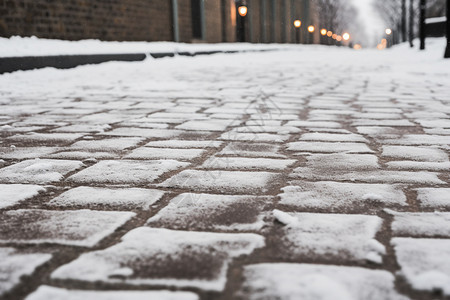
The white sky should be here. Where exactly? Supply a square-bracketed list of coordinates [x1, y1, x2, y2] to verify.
[351, 0, 386, 45]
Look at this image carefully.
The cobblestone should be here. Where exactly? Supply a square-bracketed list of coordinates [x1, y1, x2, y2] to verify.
[0, 46, 449, 299]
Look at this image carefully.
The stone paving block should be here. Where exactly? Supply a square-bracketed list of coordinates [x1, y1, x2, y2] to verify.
[290, 168, 445, 184]
[159, 170, 279, 194]
[26, 286, 199, 300]
[353, 119, 415, 127]
[233, 125, 301, 134]
[0, 209, 135, 247]
[417, 188, 450, 208]
[176, 120, 232, 131]
[299, 132, 368, 143]
[51, 227, 264, 291]
[219, 132, 290, 143]
[279, 181, 407, 210]
[0, 159, 84, 184]
[47, 151, 117, 160]
[388, 210, 450, 237]
[386, 161, 450, 171]
[297, 153, 380, 170]
[0, 248, 52, 296]
[392, 238, 450, 295]
[218, 142, 286, 158]
[125, 147, 206, 161]
[6, 133, 84, 144]
[47, 187, 164, 210]
[237, 263, 408, 300]
[147, 193, 271, 231]
[67, 160, 189, 185]
[102, 128, 186, 139]
[0, 184, 46, 209]
[200, 156, 296, 171]
[286, 141, 374, 153]
[52, 124, 112, 133]
[286, 121, 342, 128]
[382, 146, 449, 162]
[145, 140, 223, 149]
[381, 135, 450, 146]
[69, 137, 144, 151]
[272, 210, 385, 263]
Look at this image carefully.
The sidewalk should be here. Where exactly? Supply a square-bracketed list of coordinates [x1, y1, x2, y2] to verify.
[0, 39, 449, 300]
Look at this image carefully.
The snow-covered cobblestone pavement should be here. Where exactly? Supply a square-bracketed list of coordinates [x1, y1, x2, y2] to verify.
[0, 39, 449, 300]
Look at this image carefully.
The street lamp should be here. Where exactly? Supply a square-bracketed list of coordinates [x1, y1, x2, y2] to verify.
[320, 29, 327, 36]
[385, 28, 392, 35]
[343, 33, 350, 41]
[238, 5, 248, 17]
[308, 25, 315, 33]
[327, 31, 333, 37]
[294, 20, 302, 44]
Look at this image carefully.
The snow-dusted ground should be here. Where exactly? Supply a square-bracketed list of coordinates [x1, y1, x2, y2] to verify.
[0, 38, 449, 299]
[0, 36, 290, 57]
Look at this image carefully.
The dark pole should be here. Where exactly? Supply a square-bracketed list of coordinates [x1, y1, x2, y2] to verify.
[402, 0, 407, 42]
[420, 0, 426, 50]
[409, 0, 414, 47]
[445, 0, 450, 58]
[296, 28, 300, 43]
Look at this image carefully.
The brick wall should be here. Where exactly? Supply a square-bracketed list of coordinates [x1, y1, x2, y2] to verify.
[0, 0, 173, 41]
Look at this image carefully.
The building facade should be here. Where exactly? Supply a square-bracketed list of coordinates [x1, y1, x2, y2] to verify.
[0, 0, 317, 44]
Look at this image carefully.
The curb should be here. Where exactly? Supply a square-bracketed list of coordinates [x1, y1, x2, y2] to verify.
[0, 49, 277, 74]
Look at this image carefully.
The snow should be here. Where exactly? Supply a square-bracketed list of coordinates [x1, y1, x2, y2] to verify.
[271, 210, 385, 263]
[238, 263, 407, 300]
[147, 193, 270, 231]
[200, 156, 296, 171]
[425, 16, 447, 24]
[25, 286, 199, 300]
[0, 184, 46, 209]
[51, 227, 264, 291]
[417, 188, 450, 208]
[233, 125, 301, 134]
[382, 146, 448, 162]
[279, 182, 406, 209]
[393, 238, 450, 295]
[159, 170, 279, 194]
[286, 142, 374, 153]
[6, 133, 84, 144]
[0, 159, 84, 184]
[388, 210, 450, 237]
[298, 153, 380, 170]
[67, 160, 189, 185]
[47, 187, 164, 210]
[125, 147, 205, 161]
[0, 209, 135, 247]
[0, 248, 52, 296]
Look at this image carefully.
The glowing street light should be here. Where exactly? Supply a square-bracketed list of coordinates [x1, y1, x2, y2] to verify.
[327, 31, 333, 37]
[332, 33, 337, 39]
[385, 28, 392, 35]
[342, 32, 350, 41]
[320, 29, 327, 36]
[293, 20, 302, 28]
[238, 5, 248, 17]
[353, 44, 362, 50]
[336, 35, 342, 42]
[308, 25, 315, 33]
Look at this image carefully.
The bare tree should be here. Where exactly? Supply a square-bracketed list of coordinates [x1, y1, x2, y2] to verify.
[312, 0, 361, 39]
